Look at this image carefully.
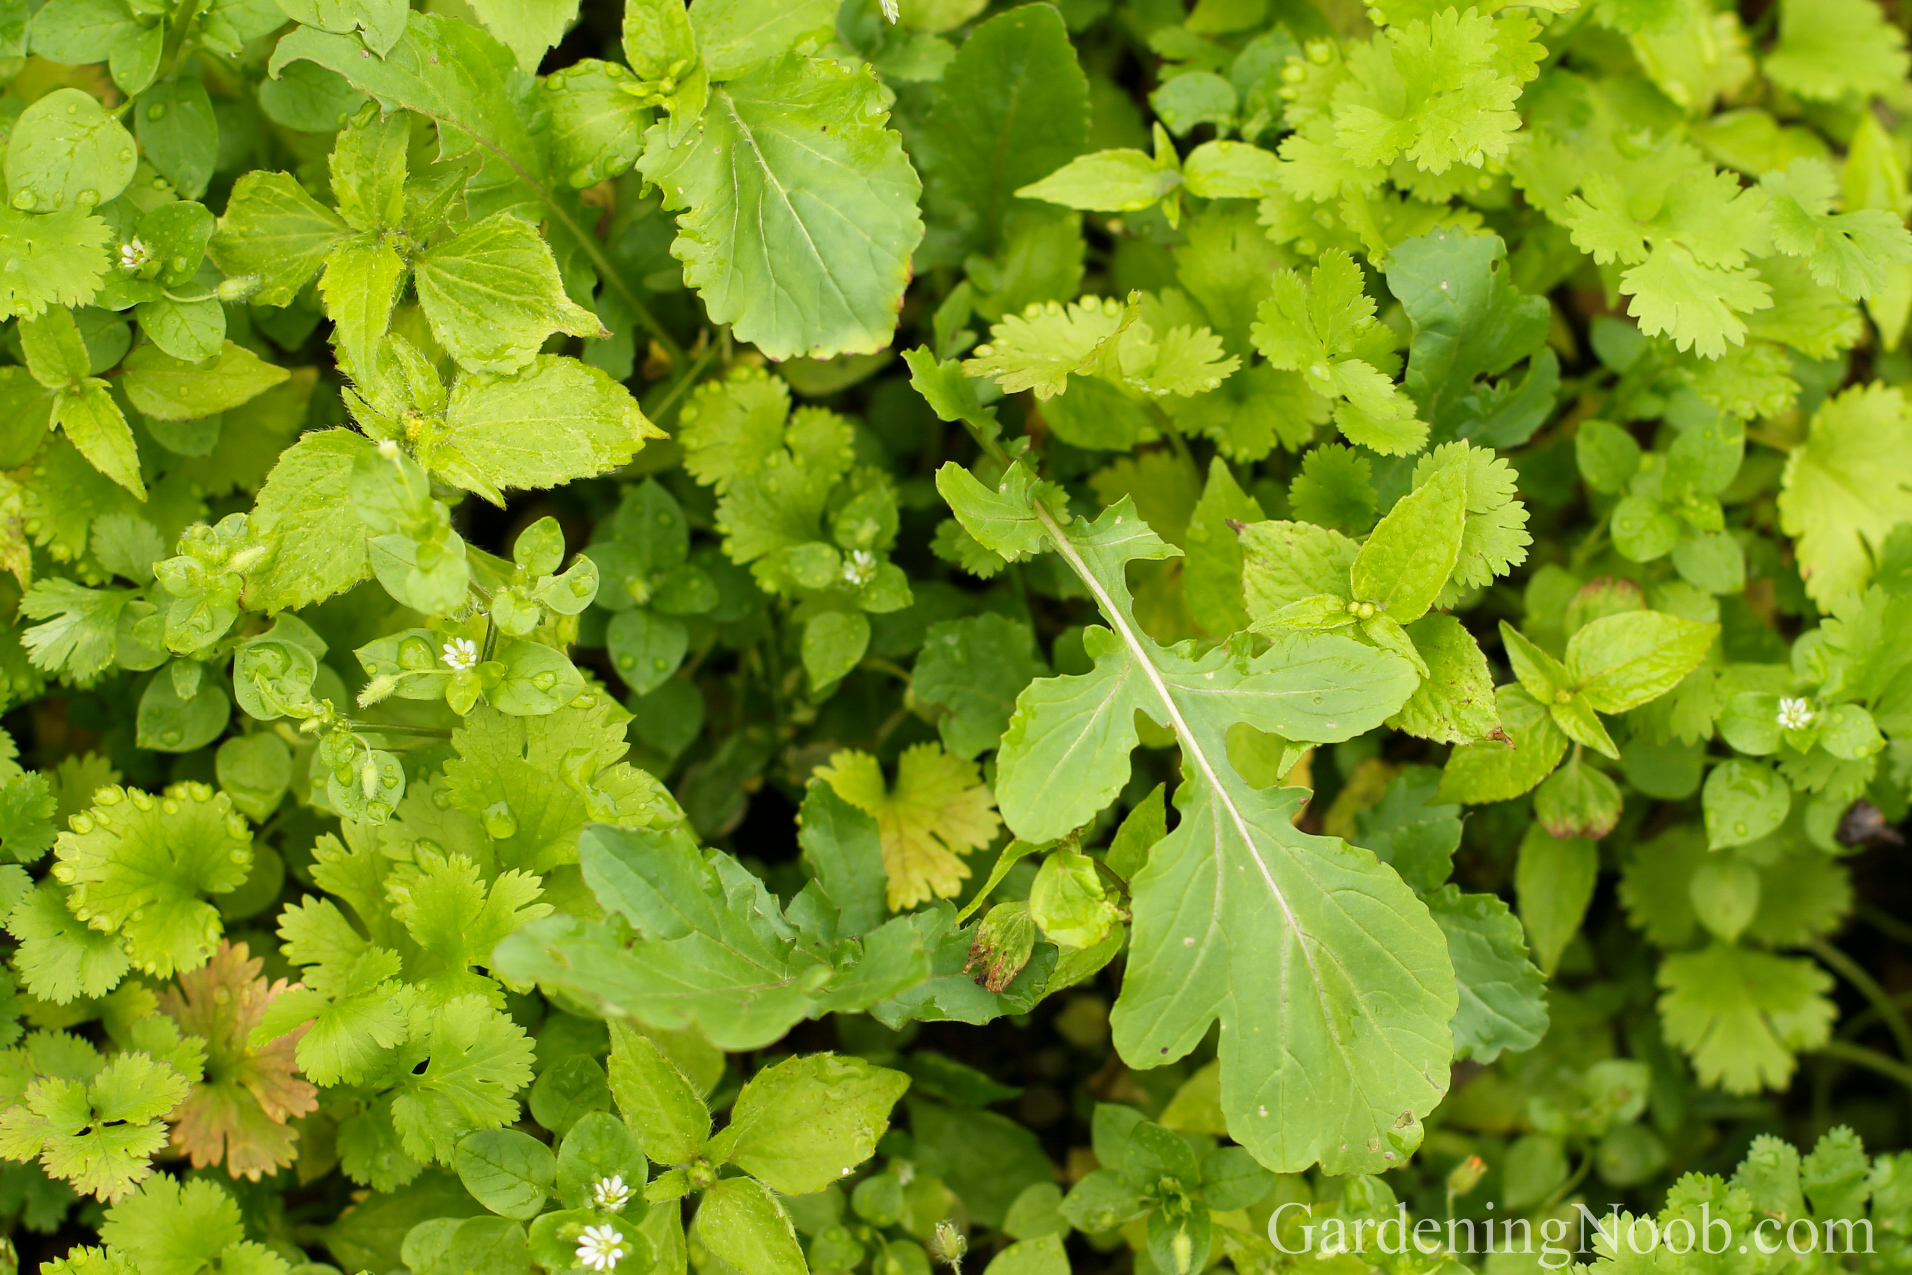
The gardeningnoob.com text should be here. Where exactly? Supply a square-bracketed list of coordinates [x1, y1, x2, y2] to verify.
[1268, 1204, 1876, 1269]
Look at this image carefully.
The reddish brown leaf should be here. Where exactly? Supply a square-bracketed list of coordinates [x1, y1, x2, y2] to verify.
[160, 941, 319, 1180]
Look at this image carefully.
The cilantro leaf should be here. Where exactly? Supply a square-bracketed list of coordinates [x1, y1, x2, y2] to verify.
[158, 942, 318, 1181]
[0, 1053, 190, 1201]
[18, 580, 134, 687]
[1762, 0, 1908, 103]
[97, 1160, 246, 1275]
[1778, 383, 1912, 605]
[1252, 251, 1426, 454]
[1657, 944, 1835, 1094]
[816, 744, 1003, 911]
[1333, 9, 1526, 176]
[0, 207, 112, 320]
[385, 848, 552, 1005]
[52, 782, 252, 980]
[389, 994, 536, 1164]
[441, 701, 687, 876]
[6, 880, 132, 1004]
[964, 296, 1135, 400]
[1762, 159, 1912, 302]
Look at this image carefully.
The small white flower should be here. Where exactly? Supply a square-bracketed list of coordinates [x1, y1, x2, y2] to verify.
[119, 238, 152, 270]
[842, 548, 878, 586]
[592, 1174, 631, 1212]
[1777, 697, 1817, 731]
[441, 637, 479, 671]
[576, 1224, 626, 1272]
[879, 0, 898, 19]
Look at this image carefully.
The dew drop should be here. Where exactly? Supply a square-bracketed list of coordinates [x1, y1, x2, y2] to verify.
[483, 801, 519, 839]
[147, 103, 165, 119]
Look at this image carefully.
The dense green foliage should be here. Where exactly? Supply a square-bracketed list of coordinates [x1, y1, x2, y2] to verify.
[4, 0, 1912, 1272]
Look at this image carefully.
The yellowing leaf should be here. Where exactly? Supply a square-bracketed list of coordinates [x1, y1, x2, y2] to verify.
[817, 744, 1002, 911]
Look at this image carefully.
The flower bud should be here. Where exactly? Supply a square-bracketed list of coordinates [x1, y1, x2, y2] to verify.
[358, 674, 401, 706]
[217, 273, 263, 301]
[932, 1221, 966, 1268]
[1447, 1154, 1487, 1199]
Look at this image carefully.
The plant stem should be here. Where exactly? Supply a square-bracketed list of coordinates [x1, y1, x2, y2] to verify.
[645, 339, 718, 429]
[1816, 1040, 1912, 1092]
[1860, 903, 1912, 946]
[1539, 1154, 1593, 1213]
[1810, 937, 1912, 1063]
[1148, 402, 1195, 469]
[345, 721, 453, 738]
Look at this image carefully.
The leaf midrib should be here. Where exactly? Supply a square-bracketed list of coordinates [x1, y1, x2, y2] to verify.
[1033, 505, 1318, 970]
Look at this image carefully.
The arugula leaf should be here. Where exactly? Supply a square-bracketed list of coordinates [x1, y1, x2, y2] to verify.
[1424, 886, 1548, 1064]
[1386, 230, 1554, 445]
[913, 614, 1049, 759]
[918, 4, 1088, 253]
[492, 824, 930, 1050]
[939, 463, 1449, 1172]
